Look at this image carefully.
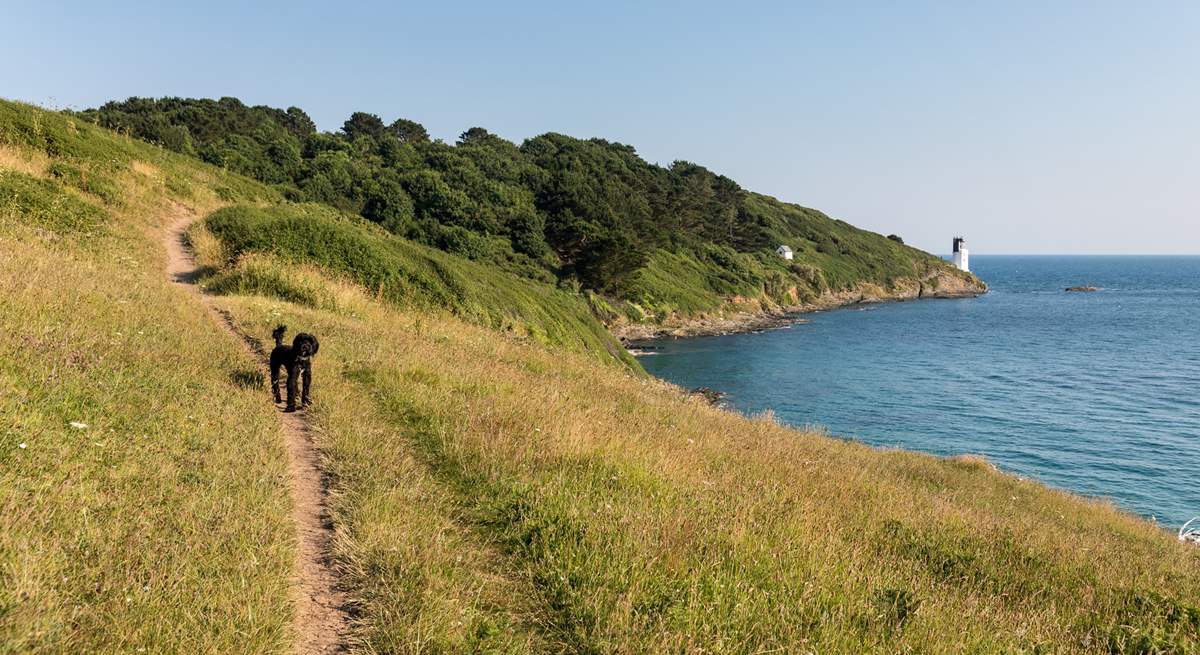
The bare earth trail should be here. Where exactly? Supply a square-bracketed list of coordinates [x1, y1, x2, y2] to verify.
[163, 205, 350, 653]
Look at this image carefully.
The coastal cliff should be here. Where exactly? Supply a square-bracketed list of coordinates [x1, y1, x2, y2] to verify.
[610, 268, 986, 340]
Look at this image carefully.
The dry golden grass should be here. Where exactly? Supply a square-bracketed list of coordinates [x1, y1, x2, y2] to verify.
[0, 145, 48, 177]
[0, 107, 296, 652]
[211, 259, 1200, 653]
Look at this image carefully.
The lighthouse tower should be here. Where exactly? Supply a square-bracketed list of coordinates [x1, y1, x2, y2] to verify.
[952, 237, 970, 272]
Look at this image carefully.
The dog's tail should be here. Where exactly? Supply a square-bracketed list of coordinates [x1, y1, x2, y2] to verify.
[272, 325, 287, 346]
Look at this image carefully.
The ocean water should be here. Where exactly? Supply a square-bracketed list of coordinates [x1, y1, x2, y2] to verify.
[639, 256, 1200, 528]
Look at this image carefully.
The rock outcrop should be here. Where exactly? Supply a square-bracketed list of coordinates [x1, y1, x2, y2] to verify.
[612, 270, 987, 341]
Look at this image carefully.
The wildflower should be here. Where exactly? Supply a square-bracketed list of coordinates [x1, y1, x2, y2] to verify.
[18, 443, 27, 449]
[70, 421, 88, 429]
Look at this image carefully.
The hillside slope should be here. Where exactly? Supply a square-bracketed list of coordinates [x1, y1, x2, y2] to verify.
[197, 203, 636, 368]
[80, 97, 985, 334]
[3, 100, 1196, 653]
[0, 100, 296, 651]
[197, 229, 1198, 653]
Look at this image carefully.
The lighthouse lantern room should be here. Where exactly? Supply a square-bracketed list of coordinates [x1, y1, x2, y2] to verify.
[952, 237, 970, 272]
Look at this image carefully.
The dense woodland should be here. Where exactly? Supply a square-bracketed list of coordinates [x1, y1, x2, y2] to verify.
[80, 97, 957, 315]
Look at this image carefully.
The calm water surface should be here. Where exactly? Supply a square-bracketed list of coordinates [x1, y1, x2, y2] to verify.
[640, 256, 1200, 527]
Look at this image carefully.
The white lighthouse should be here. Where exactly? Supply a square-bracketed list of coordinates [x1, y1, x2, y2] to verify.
[952, 237, 970, 272]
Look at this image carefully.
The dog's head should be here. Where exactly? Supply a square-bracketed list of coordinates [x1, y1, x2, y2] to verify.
[293, 333, 319, 362]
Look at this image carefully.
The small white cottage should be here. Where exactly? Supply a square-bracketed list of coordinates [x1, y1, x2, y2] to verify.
[776, 245, 794, 261]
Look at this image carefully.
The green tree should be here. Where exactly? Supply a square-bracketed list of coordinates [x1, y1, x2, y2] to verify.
[387, 118, 430, 144]
[341, 112, 386, 142]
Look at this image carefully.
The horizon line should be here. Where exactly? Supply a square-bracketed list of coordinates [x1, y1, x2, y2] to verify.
[940, 253, 1200, 257]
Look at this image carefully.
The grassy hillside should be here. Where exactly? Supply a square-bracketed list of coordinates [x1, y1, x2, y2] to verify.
[619, 193, 975, 321]
[197, 203, 636, 368]
[201, 250, 1200, 653]
[2, 99, 1197, 653]
[0, 100, 294, 651]
[80, 97, 983, 327]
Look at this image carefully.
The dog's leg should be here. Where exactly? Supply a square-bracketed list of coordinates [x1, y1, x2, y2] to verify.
[285, 364, 299, 412]
[271, 361, 283, 404]
[301, 364, 312, 407]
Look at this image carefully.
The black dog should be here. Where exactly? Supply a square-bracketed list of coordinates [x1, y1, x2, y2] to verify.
[269, 325, 319, 412]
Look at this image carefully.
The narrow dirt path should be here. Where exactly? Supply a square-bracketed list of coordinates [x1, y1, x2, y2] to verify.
[163, 205, 350, 653]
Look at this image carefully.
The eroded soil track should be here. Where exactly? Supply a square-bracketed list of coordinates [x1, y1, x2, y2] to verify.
[163, 205, 349, 653]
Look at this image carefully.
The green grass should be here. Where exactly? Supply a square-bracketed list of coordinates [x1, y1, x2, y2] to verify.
[744, 192, 972, 290]
[623, 246, 768, 320]
[0, 99, 276, 207]
[0, 169, 108, 236]
[201, 203, 639, 369]
[46, 161, 123, 206]
[620, 194, 985, 322]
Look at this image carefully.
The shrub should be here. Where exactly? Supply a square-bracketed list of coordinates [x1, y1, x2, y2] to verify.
[47, 161, 122, 205]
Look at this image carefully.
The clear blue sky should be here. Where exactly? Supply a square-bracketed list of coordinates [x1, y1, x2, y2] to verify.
[4, 1, 1197, 254]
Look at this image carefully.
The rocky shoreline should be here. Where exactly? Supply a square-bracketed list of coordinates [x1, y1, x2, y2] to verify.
[613, 272, 986, 342]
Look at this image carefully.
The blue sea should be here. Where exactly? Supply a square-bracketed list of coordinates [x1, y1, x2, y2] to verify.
[639, 256, 1199, 528]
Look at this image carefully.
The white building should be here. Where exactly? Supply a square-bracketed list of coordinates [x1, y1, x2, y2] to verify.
[952, 237, 970, 272]
[776, 245, 794, 260]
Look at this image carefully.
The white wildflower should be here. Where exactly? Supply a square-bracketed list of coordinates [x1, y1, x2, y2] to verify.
[18, 443, 27, 449]
[70, 421, 88, 429]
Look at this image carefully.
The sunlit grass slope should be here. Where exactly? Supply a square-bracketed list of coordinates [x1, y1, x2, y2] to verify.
[0, 100, 294, 652]
[197, 247, 1200, 653]
[199, 203, 637, 369]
